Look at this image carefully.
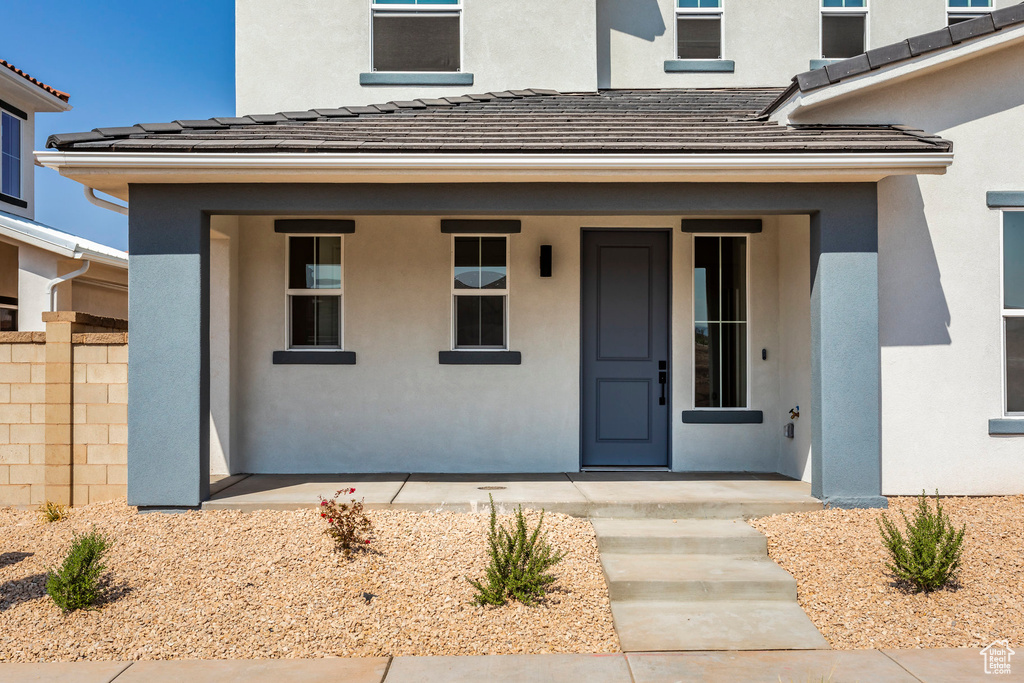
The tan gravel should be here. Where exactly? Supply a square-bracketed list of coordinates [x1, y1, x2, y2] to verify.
[749, 495, 1024, 650]
[0, 500, 618, 662]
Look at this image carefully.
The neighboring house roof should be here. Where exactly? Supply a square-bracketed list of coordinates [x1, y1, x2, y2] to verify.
[0, 59, 70, 103]
[762, 2, 1024, 116]
[45, 88, 951, 155]
[0, 209, 127, 269]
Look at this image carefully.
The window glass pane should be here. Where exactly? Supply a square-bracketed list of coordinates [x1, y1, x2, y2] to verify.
[454, 236, 506, 290]
[721, 322, 747, 408]
[455, 295, 505, 348]
[289, 236, 341, 290]
[290, 295, 340, 347]
[0, 308, 16, 332]
[479, 237, 507, 289]
[373, 14, 460, 72]
[720, 236, 746, 322]
[694, 237, 720, 323]
[1, 113, 21, 198]
[678, 0, 720, 7]
[695, 324, 715, 407]
[823, 0, 864, 6]
[677, 17, 721, 60]
[822, 14, 865, 58]
[1004, 213, 1024, 310]
[1008, 318, 1024, 413]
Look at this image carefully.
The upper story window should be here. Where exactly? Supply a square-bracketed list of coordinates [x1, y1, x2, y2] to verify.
[371, 0, 462, 73]
[1003, 212, 1024, 414]
[287, 235, 344, 350]
[1, 109, 23, 200]
[676, 0, 723, 60]
[694, 235, 747, 409]
[452, 236, 508, 350]
[948, 0, 992, 25]
[821, 0, 867, 60]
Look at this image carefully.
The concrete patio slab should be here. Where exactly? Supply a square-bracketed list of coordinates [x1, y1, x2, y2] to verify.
[390, 473, 591, 515]
[210, 473, 250, 496]
[385, 654, 632, 682]
[883, 647, 1023, 681]
[627, 651, 917, 682]
[202, 474, 409, 511]
[114, 658, 389, 683]
[0, 661, 130, 683]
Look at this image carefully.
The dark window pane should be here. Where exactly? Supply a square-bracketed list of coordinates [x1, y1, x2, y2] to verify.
[695, 324, 714, 407]
[1005, 213, 1024, 309]
[479, 237, 507, 289]
[454, 236, 479, 289]
[694, 237, 720, 323]
[677, 16, 721, 59]
[1, 113, 20, 198]
[0, 308, 16, 332]
[1008, 318, 1024, 413]
[454, 236, 506, 289]
[720, 322, 747, 408]
[289, 236, 341, 290]
[455, 295, 505, 348]
[373, 14, 460, 72]
[290, 295, 340, 348]
[720, 236, 746, 322]
[822, 14, 865, 59]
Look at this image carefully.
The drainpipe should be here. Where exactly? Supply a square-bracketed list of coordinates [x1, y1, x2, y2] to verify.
[83, 187, 128, 216]
[46, 259, 90, 312]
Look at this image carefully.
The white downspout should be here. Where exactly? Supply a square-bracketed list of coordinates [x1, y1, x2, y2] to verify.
[83, 187, 128, 216]
[46, 259, 90, 312]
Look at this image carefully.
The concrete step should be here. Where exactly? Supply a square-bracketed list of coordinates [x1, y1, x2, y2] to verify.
[600, 553, 797, 601]
[585, 499, 822, 520]
[611, 600, 830, 652]
[591, 519, 767, 556]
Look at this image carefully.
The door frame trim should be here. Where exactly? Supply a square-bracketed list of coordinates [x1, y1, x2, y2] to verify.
[578, 227, 674, 471]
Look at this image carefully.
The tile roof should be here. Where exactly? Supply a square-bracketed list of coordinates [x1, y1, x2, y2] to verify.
[0, 60, 70, 103]
[46, 88, 951, 155]
[774, 2, 1024, 106]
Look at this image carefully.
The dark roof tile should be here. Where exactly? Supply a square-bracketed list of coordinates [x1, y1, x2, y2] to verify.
[865, 41, 914, 69]
[908, 28, 954, 56]
[137, 122, 183, 133]
[794, 69, 831, 91]
[174, 119, 227, 129]
[993, 3, 1024, 28]
[825, 55, 872, 82]
[949, 13, 997, 42]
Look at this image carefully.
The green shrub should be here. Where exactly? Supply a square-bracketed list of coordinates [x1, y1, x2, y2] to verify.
[877, 490, 965, 592]
[46, 528, 111, 612]
[469, 495, 566, 606]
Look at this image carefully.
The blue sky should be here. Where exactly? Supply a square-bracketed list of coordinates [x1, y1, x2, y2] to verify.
[7, 0, 235, 251]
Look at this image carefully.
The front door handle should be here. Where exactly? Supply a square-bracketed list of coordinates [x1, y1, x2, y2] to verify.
[658, 369, 667, 405]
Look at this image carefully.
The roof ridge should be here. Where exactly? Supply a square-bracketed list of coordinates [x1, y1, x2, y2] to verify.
[0, 59, 70, 103]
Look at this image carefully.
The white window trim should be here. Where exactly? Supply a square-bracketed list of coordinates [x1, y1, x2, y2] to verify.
[1001, 210, 1024, 416]
[0, 108, 25, 200]
[450, 234, 510, 351]
[284, 233, 345, 351]
[690, 233, 751, 410]
[674, 3, 725, 61]
[820, 1, 869, 61]
[369, 1, 464, 73]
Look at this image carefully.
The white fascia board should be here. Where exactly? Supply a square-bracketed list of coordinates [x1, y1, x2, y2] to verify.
[35, 150, 953, 195]
[0, 210, 127, 269]
[0, 69, 71, 113]
[772, 24, 1024, 124]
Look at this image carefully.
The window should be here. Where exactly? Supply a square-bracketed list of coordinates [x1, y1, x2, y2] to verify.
[0, 303, 15, 332]
[287, 235, 343, 349]
[948, 0, 992, 25]
[694, 236, 747, 408]
[1, 110, 22, 199]
[452, 236, 507, 349]
[821, 0, 867, 60]
[676, 0, 723, 60]
[1004, 212, 1024, 414]
[371, 0, 461, 72]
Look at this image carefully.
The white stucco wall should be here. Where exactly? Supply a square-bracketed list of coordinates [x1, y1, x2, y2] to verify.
[210, 217, 239, 475]
[16, 243, 57, 331]
[789, 39, 1024, 494]
[230, 214, 810, 474]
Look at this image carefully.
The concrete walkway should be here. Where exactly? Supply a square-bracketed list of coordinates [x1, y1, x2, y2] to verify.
[1, 650, 1017, 682]
[203, 472, 822, 519]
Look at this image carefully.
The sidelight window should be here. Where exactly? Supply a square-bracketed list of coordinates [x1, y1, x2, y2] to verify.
[676, 0, 723, 60]
[821, 0, 867, 60]
[1004, 212, 1024, 414]
[286, 235, 343, 349]
[371, 0, 462, 73]
[452, 236, 508, 349]
[694, 235, 747, 408]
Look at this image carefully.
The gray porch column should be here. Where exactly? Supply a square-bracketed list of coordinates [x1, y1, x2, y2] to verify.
[810, 187, 886, 509]
[127, 186, 210, 508]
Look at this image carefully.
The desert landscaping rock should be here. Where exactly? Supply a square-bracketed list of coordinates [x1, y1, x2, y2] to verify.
[749, 495, 1024, 650]
[0, 500, 618, 662]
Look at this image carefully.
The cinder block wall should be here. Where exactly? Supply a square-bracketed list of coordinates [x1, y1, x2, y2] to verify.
[0, 313, 127, 507]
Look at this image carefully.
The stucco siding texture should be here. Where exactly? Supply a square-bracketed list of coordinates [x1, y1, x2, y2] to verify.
[791, 41, 1024, 495]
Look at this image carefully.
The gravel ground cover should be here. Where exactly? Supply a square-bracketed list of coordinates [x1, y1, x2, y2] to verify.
[0, 500, 618, 662]
[750, 495, 1024, 650]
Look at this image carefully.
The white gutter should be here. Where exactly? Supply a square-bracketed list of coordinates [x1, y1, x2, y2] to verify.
[35, 150, 955, 174]
[46, 260, 90, 312]
[84, 187, 128, 216]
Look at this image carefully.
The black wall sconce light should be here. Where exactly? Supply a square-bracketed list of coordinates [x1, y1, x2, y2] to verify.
[540, 244, 552, 277]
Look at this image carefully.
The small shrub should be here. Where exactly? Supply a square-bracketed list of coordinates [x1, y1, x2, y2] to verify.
[38, 501, 69, 524]
[46, 528, 111, 612]
[318, 487, 372, 558]
[469, 494, 567, 606]
[877, 490, 966, 592]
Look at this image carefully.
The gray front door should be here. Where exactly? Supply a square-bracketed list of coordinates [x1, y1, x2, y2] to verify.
[581, 230, 671, 468]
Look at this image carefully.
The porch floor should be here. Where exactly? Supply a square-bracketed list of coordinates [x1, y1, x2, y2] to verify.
[202, 472, 821, 518]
